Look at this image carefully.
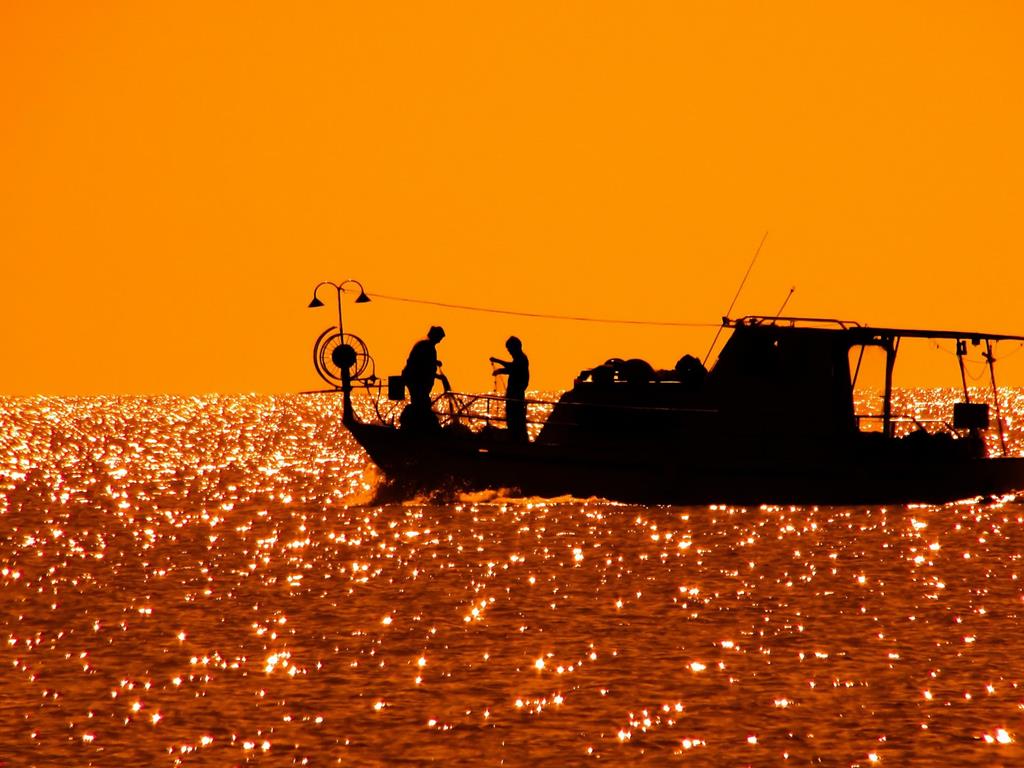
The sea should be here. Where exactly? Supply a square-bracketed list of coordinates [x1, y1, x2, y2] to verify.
[2, 391, 1024, 767]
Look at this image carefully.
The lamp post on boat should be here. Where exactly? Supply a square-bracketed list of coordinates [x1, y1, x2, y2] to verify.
[308, 280, 370, 422]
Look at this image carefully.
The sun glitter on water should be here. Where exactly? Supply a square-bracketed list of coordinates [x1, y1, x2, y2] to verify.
[1, 392, 1024, 764]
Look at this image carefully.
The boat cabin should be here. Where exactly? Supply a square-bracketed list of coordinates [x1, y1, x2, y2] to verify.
[536, 316, 1017, 459]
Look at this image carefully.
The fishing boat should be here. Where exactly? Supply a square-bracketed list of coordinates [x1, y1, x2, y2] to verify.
[306, 281, 1024, 504]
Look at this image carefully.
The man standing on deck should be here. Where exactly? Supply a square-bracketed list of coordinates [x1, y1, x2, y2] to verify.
[490, 336, 530, 441]
[400, 325, 447, 431]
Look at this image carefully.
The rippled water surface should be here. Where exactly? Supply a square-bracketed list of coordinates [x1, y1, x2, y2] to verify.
[3, 392, 1024, 766]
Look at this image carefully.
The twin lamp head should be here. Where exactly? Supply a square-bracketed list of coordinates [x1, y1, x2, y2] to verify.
[307, 284, 371, 308]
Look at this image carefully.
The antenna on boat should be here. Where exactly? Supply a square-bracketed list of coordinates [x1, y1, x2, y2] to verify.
[773, 286, 795, 319]
[702, 230, 769, 366]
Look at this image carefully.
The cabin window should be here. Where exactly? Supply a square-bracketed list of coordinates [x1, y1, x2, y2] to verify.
[848, 344, 888, 432]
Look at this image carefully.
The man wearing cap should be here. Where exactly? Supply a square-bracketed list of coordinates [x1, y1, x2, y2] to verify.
[401, 326, 447, 430]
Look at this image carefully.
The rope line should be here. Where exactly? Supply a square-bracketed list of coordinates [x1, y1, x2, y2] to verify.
[931, 340, 1024, 381]
[350, 289, 719, 327]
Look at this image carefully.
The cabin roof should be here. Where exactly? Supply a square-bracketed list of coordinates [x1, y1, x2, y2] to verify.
[730, 316, 1024, 343]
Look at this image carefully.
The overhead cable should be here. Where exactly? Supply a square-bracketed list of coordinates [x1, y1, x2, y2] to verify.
[355, 290, 718, 327]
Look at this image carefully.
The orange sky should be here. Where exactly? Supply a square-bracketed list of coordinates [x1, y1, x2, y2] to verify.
[3, 2, 1023, 395]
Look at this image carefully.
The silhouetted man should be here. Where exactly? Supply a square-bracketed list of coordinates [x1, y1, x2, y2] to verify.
[490, 336, 529, 441]
[401, 325, 447, 431]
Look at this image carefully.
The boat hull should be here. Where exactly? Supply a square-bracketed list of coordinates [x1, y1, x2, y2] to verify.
[348, 422, 1024, 505]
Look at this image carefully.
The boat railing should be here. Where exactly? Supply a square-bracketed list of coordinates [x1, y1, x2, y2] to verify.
[853, 413, 1001, 443]
[732, 315, 863, 329]
[351, 380, 720, 433]
[431, 390, 719, 429]
[435, 391, 718, 412]
[855, 414, 950, 429]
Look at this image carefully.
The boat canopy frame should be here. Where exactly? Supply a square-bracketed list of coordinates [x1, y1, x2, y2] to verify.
[728, 316, 1024, 454]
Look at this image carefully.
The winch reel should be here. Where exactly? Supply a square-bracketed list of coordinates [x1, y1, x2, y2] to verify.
[312, 326, 375, 387]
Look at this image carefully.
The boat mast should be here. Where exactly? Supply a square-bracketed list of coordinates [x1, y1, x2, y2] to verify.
[956, 340, 971, 402]
[984, 340, 1008, 456]
[882, 336, 899, 439]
